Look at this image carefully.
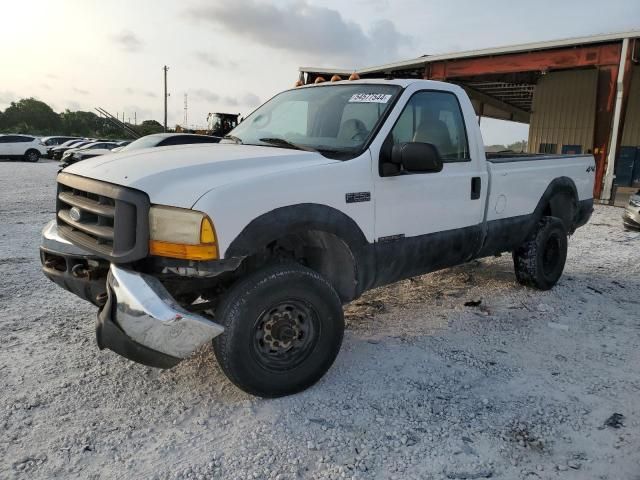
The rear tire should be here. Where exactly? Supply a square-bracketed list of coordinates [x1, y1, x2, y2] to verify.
[24, 149, 39, 162]
[513, 216, 567, 290]
[213, 262, 344, 397]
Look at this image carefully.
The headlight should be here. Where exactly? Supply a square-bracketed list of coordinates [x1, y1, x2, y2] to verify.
[148, 205, 218, 260]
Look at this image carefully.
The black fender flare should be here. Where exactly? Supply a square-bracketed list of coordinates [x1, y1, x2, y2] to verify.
[531, 176, 579, 232]
[225, 203, 374, 299]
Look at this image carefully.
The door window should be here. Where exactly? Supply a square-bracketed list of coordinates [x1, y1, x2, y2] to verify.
[389, 91, 469, 162]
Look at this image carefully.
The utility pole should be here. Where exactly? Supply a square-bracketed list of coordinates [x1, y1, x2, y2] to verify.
[183, 93, 188, 128]
[134, 112, 137, 126]
[163, 65, 169, 132]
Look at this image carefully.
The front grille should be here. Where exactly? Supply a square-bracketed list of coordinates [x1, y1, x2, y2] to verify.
[56, 172, 150, 263]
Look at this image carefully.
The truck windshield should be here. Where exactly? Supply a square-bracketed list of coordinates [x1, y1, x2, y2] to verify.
[226, 84, 401, 159]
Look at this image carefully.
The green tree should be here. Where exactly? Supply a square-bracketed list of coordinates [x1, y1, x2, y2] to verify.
[0, 98, 61, 134]
[0, 96, 163, 139]
[60, 110, 102, 137]
[137, 119, 164, 136]
[507, 140, 528, 152]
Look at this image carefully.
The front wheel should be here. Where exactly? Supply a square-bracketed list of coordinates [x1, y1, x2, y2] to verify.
[213, 263, 344, 397]
[513, 216, 568, 290]
[24, 149, 40, 162]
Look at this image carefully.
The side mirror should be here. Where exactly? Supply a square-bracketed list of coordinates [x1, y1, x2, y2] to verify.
[391, 142, 443, 173]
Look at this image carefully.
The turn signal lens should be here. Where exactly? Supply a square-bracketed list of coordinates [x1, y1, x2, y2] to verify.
[149, 241, 218, 261]
[200, 217, 216, 243]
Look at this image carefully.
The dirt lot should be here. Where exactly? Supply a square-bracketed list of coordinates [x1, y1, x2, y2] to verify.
[1, 160, 639, 480]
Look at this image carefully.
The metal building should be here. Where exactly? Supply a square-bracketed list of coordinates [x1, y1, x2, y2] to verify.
[299, 31, 640, 202]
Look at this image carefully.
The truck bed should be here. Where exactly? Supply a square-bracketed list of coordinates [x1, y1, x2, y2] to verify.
[485, 153, 594, 224]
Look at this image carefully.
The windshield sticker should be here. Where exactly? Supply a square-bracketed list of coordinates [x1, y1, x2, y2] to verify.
[348, 93, 392, 103]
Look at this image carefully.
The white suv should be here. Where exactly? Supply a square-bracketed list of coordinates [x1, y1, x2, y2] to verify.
[0, 134, 48, 162]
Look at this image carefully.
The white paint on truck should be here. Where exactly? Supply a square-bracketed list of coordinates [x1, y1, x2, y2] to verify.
[43, 78, 596, 397]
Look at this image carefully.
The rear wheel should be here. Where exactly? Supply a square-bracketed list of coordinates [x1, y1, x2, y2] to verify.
[513, 216, 567, 290]
[213, 263, 344, 397]
[24, 149, 39, 162]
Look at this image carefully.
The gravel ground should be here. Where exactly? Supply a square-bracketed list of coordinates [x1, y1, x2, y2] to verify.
[1, 160, 639, 480]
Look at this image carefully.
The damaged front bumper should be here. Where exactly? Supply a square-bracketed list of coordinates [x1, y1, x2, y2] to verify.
[40, 220, 224, 369]
[97, 265, 224, 368]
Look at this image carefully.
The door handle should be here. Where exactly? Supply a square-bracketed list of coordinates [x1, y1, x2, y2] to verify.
[471, 177, 481, 200]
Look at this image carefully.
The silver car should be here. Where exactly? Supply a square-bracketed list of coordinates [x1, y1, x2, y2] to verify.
[622, 191, 640, 230]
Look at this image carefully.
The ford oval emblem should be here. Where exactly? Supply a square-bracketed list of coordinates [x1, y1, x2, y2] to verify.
[69, 207, 82, 222]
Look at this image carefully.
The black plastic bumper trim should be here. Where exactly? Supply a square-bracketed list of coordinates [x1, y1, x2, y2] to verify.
[40, 247, 108, 306]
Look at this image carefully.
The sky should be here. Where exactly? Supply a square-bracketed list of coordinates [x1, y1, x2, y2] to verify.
[0, 0, 638, 145]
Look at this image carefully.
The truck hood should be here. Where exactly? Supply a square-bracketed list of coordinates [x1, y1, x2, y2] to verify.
[62, 143, 337, 208]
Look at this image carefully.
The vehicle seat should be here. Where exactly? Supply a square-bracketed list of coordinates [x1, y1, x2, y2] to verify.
[413, 119, 453, 156]
[338, 118, 368, 142]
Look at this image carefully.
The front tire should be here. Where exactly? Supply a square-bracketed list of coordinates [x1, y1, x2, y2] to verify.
[513, 216, 568, 290]
[24, 149, 39, 162]
[213, 263, 344, 397]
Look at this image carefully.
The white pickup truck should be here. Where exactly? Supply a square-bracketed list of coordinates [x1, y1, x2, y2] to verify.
[41, 79, 594, 397]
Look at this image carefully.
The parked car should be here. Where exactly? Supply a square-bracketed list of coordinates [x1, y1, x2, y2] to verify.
[51, 140, 93, 160]
[61, 141, 131, 166]
[41, 79, 594, 397]
[622, 190, 640, 230]
[60, 135, 219, 167]
[0, 134, 48, 162]
[41, 136, 81, 157]
[116, 133, 221, 152]
[60, 141, 121, 165]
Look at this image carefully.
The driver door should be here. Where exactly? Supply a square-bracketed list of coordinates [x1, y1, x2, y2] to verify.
[372, 88, 487, 284]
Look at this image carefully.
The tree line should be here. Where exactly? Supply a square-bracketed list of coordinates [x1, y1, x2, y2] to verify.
[0, 98, 164, 139]
[485, 140, 528, 153]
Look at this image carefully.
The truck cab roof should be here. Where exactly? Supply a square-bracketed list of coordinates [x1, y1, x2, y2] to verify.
[297, 78, 452, 89]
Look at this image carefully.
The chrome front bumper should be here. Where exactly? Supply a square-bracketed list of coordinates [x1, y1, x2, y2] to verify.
[98, 264, 224, 364]
[41, 220, 224, 368]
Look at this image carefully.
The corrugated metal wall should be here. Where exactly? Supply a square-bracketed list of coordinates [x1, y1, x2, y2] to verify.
[621, 65, 640, 145]
[528, 69, 598, 154]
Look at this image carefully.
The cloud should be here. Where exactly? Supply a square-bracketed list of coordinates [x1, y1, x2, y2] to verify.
[185, 0, 411, 64]
[0, 90, 16, 105]
[73, 87, 90, 95]
[41, 83, 52, 90]
[124, 87, 158, 98]
[194, 51, 220, 68]
[192, 88, 220, 103]
[192, 89, 260, 107]
[193, 51, 238, 70]
[65, 100, 82, 111]
[112, 30, 144, 52]
[241, 93, 261, 108]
